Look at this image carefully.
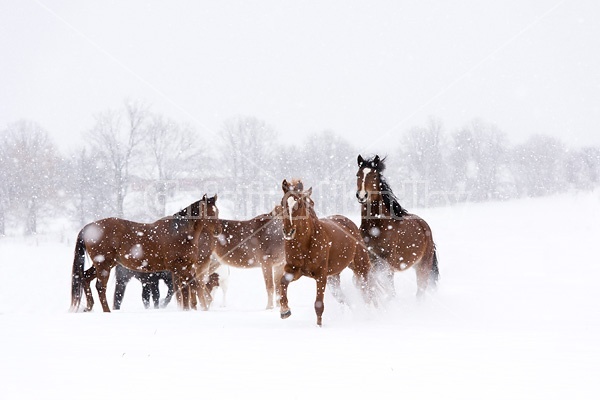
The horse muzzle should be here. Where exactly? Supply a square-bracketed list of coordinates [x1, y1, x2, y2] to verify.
[283, 228, 296, 241]
[356, 191, 367, 204]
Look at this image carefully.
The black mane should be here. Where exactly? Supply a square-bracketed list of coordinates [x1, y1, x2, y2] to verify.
[174, 200, 201, 218]
[170, 200, 199, 232]
[360, 155, 408, 219]
[379, 176, 408, 219]
[358, 155, 387, 173]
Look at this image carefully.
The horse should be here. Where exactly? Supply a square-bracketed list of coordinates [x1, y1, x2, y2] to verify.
[212, 207, 285, 309]
[356, 155, 439, 298]
[113, 265, 174, 310]
[279, 179, 373, 326]
[70, 194, 221, 312]
[112, 258, 227, 310]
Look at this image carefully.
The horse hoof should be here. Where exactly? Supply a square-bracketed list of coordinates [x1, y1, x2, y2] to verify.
[280, 310, 291, 319]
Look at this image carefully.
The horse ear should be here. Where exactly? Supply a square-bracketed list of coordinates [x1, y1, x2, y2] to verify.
[202, 193, 207, 200]
[213, 193, 218, 202]
[373, 155, 380, 166]
[306, 187, 313, 197]
[357, 154, 364, 166]
[282, 179, 289, 193]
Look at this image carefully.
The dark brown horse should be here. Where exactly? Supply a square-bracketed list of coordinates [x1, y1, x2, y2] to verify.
[113, 265, 174, 310]
[279, 179, 373, 326]
[211, 207, 285, 309]
[356, 155, 439, 297]
[70, 195, 221, 312]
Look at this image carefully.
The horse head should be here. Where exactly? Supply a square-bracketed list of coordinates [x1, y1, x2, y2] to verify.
[356, 154, 385, 204]
[200, 194, 223, 237]
[281, 179, 313, 241]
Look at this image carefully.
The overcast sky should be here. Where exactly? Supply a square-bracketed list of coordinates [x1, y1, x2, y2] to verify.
[1, 0, 599, 153]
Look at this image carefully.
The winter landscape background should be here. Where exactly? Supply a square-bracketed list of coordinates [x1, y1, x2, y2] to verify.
[0, 192, 598, 399]
[1, 1, 600, 399]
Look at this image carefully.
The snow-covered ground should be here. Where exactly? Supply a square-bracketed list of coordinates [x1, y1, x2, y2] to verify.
[1, 192, 599, 399]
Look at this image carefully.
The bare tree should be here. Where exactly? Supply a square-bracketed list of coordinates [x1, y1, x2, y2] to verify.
[219, 116, 278, 217]
[511, 134, 567, 197]
[400, 117, 447, 206]
[88, 100, 148, 217]
[143, 114, 206, 216]
[451, 119, 511, 201]
[298, 130, 357, 215]
[62, 147, 113, 226]
[0, 120, 60, 234]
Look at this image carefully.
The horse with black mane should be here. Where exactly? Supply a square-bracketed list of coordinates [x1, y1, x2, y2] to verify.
[70, 194, 221, 312]
[279, 179, 373, 326]
[356, 155, 438, 298]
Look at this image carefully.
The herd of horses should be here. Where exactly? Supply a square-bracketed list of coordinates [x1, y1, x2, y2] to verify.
[70, 155, 438, 326]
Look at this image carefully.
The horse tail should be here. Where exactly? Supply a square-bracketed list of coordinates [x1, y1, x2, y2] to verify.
[430, 246, 439, 286]
[70, 230, 86, 312]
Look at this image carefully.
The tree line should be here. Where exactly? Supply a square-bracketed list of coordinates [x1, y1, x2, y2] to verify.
[1, 100, 599, 235]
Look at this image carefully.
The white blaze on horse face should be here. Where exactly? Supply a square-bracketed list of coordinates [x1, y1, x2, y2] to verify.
[286, 196, 297, 224]
[359, 168, 372, 199]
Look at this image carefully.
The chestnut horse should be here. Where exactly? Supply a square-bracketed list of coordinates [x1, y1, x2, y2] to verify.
[70, 195, 221, 312]
[356, 155, 439, 297]
[212, 207, 285, 309]
[279, 179, 373, 326]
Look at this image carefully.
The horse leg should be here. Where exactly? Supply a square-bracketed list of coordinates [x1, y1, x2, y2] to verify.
[193, 262, 211, 311]
[415, 262, 430, 298]
[83, 266, 96, 312]
[261, 263, 275, 310]
[279, 265, 301, 319]
[327, 274, 346, 305]
[273, 262, 285, 307]
[186, 273, 201, 311]
[180, 273, 192, 310]
[150, 275, 161, 309]
[386, 265, 397, 299]
[189, 280, 198, 311]
[353, 247, 377, 306]
[172, 270, 185, 309]
[113, 271, 130, 311]
[141, 281, 152, 309]
[95, 266, 112, 312]
[194, 278, 211, 311]
[160, 272, 174, 308]
[314, 275, 327, 327]
[181, 282, 190, 310]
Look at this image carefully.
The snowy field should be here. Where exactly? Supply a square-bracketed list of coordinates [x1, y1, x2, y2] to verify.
[1, 192, 599, 399]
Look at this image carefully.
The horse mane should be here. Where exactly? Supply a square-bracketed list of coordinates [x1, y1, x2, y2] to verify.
[361, 155, 408, 219]
[379, 176, 408, 218]
[358, 155, 387, 173]
[174, 200, 201, 219]
[170, 196, 212, 231]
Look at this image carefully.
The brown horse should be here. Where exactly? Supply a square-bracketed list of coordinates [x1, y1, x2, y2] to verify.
[279, 179, 373, 326]
[356, 155, 439, 298]
[70, 194, 221, 312]
[210, 207, 285, 309]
